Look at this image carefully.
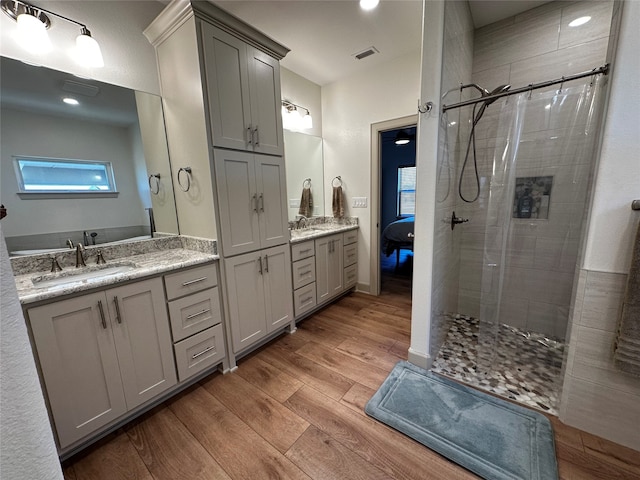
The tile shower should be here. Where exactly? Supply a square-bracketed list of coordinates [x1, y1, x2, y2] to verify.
[429, 0, 615, 414]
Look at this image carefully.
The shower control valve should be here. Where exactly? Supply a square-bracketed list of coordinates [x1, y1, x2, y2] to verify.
[451, 211, 469, 230]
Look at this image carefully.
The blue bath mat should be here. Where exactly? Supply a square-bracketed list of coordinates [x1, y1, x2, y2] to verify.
[365, 361, 558, 480]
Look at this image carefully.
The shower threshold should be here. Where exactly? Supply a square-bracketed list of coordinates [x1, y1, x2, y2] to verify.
[431, 315, 565, 415]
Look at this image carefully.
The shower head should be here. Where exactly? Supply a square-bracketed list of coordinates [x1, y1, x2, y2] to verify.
[483, 84, 511, 106]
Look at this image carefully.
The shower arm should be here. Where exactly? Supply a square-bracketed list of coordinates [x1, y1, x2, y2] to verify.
[442, 64, 609, 113]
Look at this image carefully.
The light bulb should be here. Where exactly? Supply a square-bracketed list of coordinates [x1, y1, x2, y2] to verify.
[16, 12, 51, 54]
[75, 28, 104, 68]
[568, 16, 591, 27]
[63, 97, 79, 105]
[302, 112, 313, 129]
[360, 0, 379, 10]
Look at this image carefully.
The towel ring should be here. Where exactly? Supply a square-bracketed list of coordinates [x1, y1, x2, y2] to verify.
[332, 176, 343, 187]
[177, 167, 192, 192]
[148, 174, 161, 195]
[302, 178, 311, 189]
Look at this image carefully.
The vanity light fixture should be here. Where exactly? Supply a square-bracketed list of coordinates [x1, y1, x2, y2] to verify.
[568, 16, 591, 27]
[282, 100, 313, 130]
[1, 0, 104, 67]
[360, 0, 380, 11]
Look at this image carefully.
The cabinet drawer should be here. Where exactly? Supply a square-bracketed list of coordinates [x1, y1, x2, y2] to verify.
[164, 264, 218, 300]
[294, 282, 317, 317]
[291, 240, 314, 262]
[343, 242, 358, 267]
[174, 324, 225, 382]
[343, 229, 358, 245]
[344, 264, 357, 289]
[292, 257, 316, 290]
[168, 287, 222, 342]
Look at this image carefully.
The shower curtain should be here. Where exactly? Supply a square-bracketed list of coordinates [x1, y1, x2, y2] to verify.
[475, 76, 605, 376]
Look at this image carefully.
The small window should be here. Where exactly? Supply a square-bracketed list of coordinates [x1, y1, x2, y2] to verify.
[397, 165, 416, 217]
[14, 157, 116, 193]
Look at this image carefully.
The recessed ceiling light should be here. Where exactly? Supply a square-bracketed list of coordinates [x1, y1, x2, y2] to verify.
[569, 16, 591, 27]
[360, 0, 379, 11]
[63, 97, 79, 105]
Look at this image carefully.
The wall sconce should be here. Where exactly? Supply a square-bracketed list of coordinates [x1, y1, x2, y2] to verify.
[1, 0, 104, 67]
[282, 100, 313, 130]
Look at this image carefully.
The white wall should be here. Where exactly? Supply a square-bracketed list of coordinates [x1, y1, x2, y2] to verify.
[322, 51, 421, 291]
[0, 1, 165, 94]
[0, 108, 148, 238]
[0, 223, 63, 480]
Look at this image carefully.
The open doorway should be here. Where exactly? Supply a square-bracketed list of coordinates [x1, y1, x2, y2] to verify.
[370, 115, 417, 297]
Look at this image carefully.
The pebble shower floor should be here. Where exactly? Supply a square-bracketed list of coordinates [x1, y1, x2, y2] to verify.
[431, 315, 565, 415]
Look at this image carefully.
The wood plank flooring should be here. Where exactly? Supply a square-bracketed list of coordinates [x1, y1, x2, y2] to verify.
[63, 277, 640, 480]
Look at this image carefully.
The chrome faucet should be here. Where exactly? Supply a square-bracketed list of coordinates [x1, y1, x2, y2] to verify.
[295, 215, 308, 229]
[66, 239, 74, 249]
[96, 250, 106, 265]
[75, 244, 86, 268]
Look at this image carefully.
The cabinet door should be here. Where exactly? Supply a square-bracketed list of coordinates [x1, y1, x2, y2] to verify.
[255, 154, 289, 249]
[224, 252, 267, 353]
[315, 234, 344, 305]
[28, 293, 127, 448]
[262, 245, 294, 333]
[107, 278, 176, 410]
[214, 149, 261, 256]
[201, 22, 252, 151]
[328, 236, 344, 298]
[248, 47, 284, 156]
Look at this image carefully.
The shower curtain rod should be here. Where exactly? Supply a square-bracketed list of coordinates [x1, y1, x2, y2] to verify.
[441, 64, 609, 113]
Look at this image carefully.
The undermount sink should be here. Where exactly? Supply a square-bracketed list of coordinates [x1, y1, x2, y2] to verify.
[31, 263, 137, 289]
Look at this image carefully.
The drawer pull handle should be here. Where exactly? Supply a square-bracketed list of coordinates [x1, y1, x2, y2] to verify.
[299, 248, 311, 253]
[97, 300, 107, 329]
[192, 345, 214, 359]
[299, 270, 312, 276]
[301, 296, 313, 303]
[186, 308, 211, 320]
[113, 296, 122, 324]
[182, 277, 207, 286]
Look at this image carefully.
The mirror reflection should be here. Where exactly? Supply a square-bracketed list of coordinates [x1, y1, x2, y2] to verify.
[284, 130, 324, 221]
[0, 56, 178, 255]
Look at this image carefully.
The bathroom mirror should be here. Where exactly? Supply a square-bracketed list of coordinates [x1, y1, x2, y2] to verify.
[0, 56, 179, 255]
[284, 130, 324, 221]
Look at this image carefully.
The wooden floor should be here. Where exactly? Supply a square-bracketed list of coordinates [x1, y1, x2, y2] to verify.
[63, 271, 640, 480]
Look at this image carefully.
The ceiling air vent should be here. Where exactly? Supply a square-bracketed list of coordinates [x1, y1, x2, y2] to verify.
[62, 80, 100, 97]
[353, 46, 379, 60]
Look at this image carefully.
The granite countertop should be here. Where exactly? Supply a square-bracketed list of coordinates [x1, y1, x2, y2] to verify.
[289, 218, 359, 244]
[13, 237, 218, 305]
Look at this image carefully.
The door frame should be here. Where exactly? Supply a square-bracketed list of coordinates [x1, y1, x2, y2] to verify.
[369, 114, 418, 296]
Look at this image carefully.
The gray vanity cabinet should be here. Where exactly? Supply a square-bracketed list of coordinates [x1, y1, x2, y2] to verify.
[201, 22, 284, 156]
[224, 244, 294, 353]
[214, 148, 289, 257]
[28, 277, 176, 449]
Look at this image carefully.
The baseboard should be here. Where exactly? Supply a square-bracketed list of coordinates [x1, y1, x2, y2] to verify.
[408, 348, 432, 370]
[356, 282, 370, 294]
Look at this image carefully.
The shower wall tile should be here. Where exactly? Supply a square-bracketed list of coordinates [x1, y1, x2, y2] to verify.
[580, 270, 627, 331]
[534, 237, 580, 273]
[499, 298, 528, 330]
[508, 37, 609, 87]
[561, 377, 640, 450]
[527, 301, 570, 338]
[473, 13, 561, 72]
[559, 1, 614, 50]
[514, 1, 572, 25]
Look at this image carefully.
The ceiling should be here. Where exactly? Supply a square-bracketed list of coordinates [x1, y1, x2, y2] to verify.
[213, 0, 552, 87]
